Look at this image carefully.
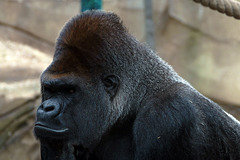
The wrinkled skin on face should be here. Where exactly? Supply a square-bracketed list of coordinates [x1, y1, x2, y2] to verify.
[35, 66, 122, 159]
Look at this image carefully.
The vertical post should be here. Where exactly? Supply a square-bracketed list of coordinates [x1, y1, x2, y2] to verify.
[80, 0, 102, 13]
[144, 0, 155, 50]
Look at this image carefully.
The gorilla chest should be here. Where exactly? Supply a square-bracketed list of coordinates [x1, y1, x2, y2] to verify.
[93, 133, 134, 160]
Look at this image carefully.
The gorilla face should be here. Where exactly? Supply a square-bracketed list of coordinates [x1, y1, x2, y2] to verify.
[34, 68, 120, 149]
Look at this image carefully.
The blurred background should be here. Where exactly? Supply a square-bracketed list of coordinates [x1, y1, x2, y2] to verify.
[0, 0, 240, 159]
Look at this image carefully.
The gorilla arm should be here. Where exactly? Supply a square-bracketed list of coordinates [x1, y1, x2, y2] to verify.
[133, 83, 197, 160]
[133, 83, 240, 160]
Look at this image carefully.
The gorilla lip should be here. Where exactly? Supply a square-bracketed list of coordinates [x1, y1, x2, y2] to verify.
[34, 123, 69, 137]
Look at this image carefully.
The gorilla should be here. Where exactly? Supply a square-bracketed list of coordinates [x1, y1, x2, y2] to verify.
[34, 10, 240, 160]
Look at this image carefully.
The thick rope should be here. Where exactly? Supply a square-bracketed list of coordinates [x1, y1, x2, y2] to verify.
[193, 0, 240, 19]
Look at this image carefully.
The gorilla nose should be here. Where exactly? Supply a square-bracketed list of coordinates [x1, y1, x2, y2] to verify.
[39, 100, 60, 118]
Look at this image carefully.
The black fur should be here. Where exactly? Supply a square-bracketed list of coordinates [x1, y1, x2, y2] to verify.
[34, 10, 240, 160]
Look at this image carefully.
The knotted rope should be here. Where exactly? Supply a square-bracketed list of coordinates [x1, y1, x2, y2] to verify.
[193, 0, 240, 19]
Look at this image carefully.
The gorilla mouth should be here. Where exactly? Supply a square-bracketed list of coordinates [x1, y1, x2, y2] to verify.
[34, 123, 69, 139]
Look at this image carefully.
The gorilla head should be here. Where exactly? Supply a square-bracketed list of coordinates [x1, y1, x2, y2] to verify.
[34, 10, 148, 159]
[34, 10, 240, 160]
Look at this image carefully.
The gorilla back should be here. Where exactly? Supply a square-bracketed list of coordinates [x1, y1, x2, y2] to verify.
[34, 10, 240, 160]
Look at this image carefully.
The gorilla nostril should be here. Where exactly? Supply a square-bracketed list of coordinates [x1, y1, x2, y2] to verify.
[44, 105, 55, 112]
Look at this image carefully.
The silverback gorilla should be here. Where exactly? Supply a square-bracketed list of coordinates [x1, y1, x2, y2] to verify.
[34, 10, 240, 160]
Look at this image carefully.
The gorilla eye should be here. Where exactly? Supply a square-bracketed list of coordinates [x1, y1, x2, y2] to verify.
[102, 74, 120, 98]
[62, 86, 76, 94]
[69, 88, 75, 94]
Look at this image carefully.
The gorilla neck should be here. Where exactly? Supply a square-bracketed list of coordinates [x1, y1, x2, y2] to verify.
[92, 114, 135, 159]
[40, 140, 76, 160]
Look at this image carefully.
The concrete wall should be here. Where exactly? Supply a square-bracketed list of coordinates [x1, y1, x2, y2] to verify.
[1, 0, 240, 105]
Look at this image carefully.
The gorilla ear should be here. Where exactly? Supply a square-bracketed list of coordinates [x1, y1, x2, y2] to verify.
[102, 74, 120, 99]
